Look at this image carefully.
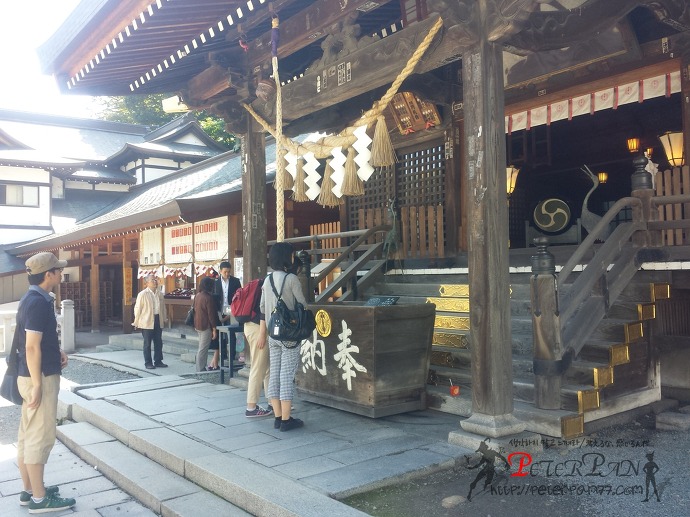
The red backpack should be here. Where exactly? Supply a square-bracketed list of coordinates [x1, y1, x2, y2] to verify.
[230, 278, 263, 323]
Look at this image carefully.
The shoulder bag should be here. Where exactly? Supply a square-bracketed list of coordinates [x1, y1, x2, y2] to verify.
[267, 273, 316, 348]
[185, 305, 195, 327]
[1, 318, 24, 405]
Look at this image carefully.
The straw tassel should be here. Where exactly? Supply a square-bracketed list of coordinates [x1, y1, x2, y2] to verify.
[292, 157, 309, 202]
[274, 151, 293, 191]
[317, 159, 340, 207]
[342, 146, 364, 196]
[370, 114, 397, 168]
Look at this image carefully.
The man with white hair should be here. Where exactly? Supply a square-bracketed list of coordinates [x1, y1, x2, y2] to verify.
[132, 274, 168, 369]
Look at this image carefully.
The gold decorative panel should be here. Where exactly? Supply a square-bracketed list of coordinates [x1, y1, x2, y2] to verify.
[650, 283, 670, 302]
[427, 297, 470, 312]
[430, 351, 455, 366]
[624, 321, 643, 342]
[578, 389, 600, 412]
[439, 285, 470, 297]
[561, 414, 584, 439]
[433, 332, 468, 348]
[435, 315, 470, 330]
[594, 366, 614, 388]
[637, 303, 656, 321]
[609, 344, 630, 366]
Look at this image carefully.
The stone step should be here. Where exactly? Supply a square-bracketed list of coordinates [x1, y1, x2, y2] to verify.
[108, 333, 200, 356]
[61, 391, 368, 516]
[58, 421, 250, 516]
[426, 385, 574, 438]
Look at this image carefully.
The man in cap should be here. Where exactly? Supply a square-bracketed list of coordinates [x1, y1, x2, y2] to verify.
[15, 252, 76, 513]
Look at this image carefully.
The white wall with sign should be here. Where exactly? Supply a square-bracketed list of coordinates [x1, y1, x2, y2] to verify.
[140, 228, 163, 265]
[194, 217, 228, 262]
[164, 223, 193, 264]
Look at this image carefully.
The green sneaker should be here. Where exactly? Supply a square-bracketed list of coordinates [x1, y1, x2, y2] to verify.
[19, 485, 59, 506]
[28, 493, 75, 514]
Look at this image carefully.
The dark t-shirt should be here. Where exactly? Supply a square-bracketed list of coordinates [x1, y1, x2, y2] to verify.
[16, 288, 62, 377]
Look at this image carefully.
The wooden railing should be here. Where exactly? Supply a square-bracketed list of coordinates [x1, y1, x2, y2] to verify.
[556, 186, 690, 359]
[654, 165, 690, 245]
[269, 225, 391, 302]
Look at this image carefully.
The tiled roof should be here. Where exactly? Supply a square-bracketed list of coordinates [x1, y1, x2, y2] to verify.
[0, 149, 84, 168]
[0, 110, 148, 161]
[70, 167, 136, 184]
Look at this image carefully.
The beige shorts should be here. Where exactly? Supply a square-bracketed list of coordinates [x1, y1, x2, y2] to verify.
[17, 374, 60, 465]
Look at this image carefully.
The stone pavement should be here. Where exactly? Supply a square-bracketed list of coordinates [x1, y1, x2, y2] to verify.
[0, 328, 473, 516]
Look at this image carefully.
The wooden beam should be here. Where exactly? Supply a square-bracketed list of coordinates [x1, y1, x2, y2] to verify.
[248, 0, 395, 68]
[186, 65, 234, 103]
[505, 58, 681, 115]
[253, 14, 454, 124]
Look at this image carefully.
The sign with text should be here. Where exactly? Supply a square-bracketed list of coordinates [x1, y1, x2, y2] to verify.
[164, 223, 193, 264]
[193, 217, 228, 262]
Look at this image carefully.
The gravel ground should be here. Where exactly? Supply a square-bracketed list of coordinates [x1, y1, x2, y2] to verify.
[0, 358, 139, 445]
[344, 410, 690, 517]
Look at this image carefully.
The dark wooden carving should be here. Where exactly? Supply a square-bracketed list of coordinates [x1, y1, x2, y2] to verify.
[252, 14, 454, 125]
[507, 0, 640, 52]
[208, 99, 247, 135]
[646, 0, 690, 31]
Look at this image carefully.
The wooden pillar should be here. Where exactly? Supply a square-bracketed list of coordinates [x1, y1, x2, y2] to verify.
[681, 59, 690, 166]
[90, 244, 100, 333]
[459, 0, 524, 437]
[242, 117, 267, 282]
[122, 237, 134, 334]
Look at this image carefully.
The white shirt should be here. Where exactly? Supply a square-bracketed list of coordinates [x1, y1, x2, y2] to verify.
[147, 287, 160, 315]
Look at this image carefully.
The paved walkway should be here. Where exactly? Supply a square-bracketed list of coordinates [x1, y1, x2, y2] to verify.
[0, 329, 472, 516]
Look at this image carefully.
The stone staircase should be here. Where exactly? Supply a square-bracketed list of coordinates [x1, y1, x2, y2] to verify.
[56, 381, 367, 516]
[365, 270, 669, 438]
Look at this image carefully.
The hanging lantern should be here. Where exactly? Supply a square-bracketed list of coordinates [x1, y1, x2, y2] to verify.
[659, 131, 685, 167]
[597, 171, 608, 184]
[506, 165, 520, 195]
[627, 137, 640, 154]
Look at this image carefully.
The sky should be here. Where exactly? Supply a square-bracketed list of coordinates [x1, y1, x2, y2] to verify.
[0, 0, 101, 118]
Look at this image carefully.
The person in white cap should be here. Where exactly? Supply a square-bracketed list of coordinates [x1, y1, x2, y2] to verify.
[15, 252, 76, 513]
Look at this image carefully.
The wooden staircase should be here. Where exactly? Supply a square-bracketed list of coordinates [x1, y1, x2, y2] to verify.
[362, 270, 670, 438]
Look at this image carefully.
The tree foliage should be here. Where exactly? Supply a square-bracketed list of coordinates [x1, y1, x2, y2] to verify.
[98, 94, 237, 150]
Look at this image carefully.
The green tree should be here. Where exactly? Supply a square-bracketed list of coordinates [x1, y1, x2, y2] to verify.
[98, 94, 237, 150]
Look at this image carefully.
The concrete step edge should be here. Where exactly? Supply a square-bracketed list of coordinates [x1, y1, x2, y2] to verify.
[57, 421, 251, 516]
[62, 401, 367, 516]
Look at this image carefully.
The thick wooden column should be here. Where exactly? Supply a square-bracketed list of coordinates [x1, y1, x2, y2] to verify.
[122, 237, 134, 334]
[459, 0, 524, 437]
[681, 58, 690, 164]
[241, 117, 267, 282]
[90, 244, 100, 332]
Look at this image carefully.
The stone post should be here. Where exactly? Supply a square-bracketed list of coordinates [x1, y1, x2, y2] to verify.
[530, 238, 564, 409]
[61, 299, 76, 353]
[1, 313, 14, 354]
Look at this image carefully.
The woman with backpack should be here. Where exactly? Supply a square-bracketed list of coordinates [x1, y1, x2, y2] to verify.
[193, 276, 219, 372]
[241, 277, 272, 418]
[259, 242, 307, 432]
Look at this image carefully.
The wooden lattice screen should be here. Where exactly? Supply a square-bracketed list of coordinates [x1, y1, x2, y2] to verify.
[655, 165, 690, 245]
[309, 221, 341, 259]
[347, 142, 446, 259]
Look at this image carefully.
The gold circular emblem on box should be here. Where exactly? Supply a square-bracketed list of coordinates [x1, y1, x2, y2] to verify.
[315, 309, 331, 337]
